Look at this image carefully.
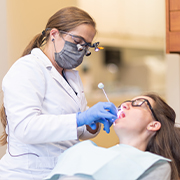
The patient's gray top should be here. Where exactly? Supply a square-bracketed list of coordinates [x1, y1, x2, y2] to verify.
[138, 160, 171, 180]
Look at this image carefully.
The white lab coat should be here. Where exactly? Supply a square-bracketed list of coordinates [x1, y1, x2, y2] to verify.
[0, 48, 100, 180]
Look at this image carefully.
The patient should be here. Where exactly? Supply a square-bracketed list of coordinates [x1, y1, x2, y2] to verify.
[46, 93, 180, 180]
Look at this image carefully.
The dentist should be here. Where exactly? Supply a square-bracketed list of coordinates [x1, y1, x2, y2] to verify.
[0, 6, 117, 179]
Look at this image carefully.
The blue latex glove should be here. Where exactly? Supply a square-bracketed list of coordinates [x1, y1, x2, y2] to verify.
[76, 102, 118, 133]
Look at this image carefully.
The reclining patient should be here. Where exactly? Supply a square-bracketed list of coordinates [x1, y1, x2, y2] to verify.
[46, 93, 180, 180]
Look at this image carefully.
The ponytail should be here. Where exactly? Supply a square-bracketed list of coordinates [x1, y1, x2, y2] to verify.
[21, 32, 45, 57]
[0, 104, 7, 146]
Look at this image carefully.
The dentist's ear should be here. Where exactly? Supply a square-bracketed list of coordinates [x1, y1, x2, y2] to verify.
[147, 121, 161, 132]
[50, 28, 58, 42]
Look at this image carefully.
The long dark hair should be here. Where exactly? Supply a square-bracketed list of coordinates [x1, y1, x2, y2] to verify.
[145, 93, 180, 180]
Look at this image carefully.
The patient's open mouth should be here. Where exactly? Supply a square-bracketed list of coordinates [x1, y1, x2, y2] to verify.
[114, 110, 126, 125]
[118, 110, 126, 119]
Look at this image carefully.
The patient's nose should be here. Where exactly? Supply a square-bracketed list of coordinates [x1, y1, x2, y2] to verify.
[121, 102, 130, 110]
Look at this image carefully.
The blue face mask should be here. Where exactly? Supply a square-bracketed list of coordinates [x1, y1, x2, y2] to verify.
[54, 41, 86, 69]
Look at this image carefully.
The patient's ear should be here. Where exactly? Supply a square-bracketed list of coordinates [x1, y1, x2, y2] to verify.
[147, 121, 161, 132]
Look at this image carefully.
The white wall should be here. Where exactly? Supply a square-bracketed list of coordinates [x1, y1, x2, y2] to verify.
[78, 0, 165, 37]
[0, 0, 8, 158]
[78, 0, 165, 50]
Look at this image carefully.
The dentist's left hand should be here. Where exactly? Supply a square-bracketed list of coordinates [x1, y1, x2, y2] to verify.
[76, 102, 118, 133]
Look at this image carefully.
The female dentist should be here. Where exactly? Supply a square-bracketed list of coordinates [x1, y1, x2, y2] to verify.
[0, 6, 117, 180]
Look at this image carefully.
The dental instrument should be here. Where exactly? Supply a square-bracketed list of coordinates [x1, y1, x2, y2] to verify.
[98, 82, 110, 102]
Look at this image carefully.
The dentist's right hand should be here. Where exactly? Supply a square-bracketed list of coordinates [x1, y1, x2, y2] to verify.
[76, 102, 118, 133]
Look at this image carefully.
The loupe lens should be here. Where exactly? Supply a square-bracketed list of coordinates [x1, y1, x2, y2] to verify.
[77, 44, 83, 51]
[86, 50, 91, 56]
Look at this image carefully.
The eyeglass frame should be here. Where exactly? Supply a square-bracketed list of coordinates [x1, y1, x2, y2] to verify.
[118, 98, 159, 122]
[59, 30, 100, 49]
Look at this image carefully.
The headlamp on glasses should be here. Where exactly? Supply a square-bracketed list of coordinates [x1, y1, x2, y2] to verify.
[59, 30, 104, 56]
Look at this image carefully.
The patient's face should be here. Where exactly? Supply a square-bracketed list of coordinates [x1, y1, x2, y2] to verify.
[113, 96, 155, 138]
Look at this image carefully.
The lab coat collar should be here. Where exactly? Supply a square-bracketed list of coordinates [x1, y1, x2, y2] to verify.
[31, 48, 82, 111]
[31, 48, 53, 69]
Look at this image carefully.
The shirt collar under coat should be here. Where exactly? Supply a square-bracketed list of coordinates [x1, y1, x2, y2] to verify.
[30, 48, 83, 111]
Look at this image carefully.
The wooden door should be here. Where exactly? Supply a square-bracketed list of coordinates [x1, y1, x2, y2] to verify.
[166, 0, 180, 53]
